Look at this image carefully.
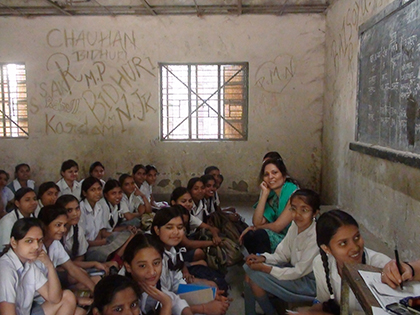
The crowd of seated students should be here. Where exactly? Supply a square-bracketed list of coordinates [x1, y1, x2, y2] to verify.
[0, 155, 414, 315]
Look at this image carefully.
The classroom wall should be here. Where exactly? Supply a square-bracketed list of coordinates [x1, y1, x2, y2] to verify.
[323, 0, 420, 259]
[0, 14, 325, 197]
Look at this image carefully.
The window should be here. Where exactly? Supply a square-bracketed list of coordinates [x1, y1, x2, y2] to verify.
[160, 63, 248, 141]
[0, 63, 28, 137]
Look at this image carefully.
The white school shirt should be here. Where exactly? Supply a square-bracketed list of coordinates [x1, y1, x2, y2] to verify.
[191, 199, 209, 222]
[0, 249, 47, 315]
[1, 186, 14, 209]
[313, 248, 391, 312]
[262, 220, 318, 280]
[161, 247, 187, 293]
[141, 286, 189, 315]
[214, 191, 220, 206]
[99, 198, 130, 232]
[79, 199, 106, 241]
[189, 215, 202, 234]
[63, 224, 89, 258]
[140, 182, 152, 203]
[35, 241, 70, 275]
[0, 210, 34, 250]
[56, 178, 81, 201]
[9, 179, 35, 194]
[121, 193, 144, 213]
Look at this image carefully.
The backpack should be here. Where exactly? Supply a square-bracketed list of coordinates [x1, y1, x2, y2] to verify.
[206, 244, 228, 274]
[220, 237, 243, 266]
[207, 211, 241, 244]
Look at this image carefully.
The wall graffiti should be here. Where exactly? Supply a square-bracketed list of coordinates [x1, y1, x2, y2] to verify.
[330, 0, 387, 74]
[31, 28, 157, 136]
[255, 54, 295, 94]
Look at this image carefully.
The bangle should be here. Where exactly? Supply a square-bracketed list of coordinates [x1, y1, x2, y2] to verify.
[405, 261, 416, 278]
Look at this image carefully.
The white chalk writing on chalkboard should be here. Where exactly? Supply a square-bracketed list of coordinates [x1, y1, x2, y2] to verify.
[358, 0, 420, 153]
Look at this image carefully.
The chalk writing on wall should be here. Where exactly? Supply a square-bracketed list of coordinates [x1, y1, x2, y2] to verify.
[255, 54, 295, 94]
[330, 0, 386, 74]
[30, 28, 157, 136]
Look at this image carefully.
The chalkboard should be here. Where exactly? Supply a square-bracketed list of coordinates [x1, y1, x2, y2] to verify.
[356, 0, 420, 158]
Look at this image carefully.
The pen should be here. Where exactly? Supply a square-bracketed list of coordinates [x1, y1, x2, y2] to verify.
[395, 246, 404, 290]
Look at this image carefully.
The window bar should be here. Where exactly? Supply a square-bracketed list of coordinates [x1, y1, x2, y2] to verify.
[217, 65, 221, 140]
[162, 67, 170, 135]
[188, 65, 192, 140]
[0, 65, 5, 137]
[194, 66, 198, 140]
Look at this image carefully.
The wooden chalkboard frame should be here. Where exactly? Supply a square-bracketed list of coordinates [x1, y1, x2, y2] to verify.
[351, 0, 420, 169]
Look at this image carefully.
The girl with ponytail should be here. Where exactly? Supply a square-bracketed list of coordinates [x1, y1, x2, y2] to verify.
[296, 210, 391, 314]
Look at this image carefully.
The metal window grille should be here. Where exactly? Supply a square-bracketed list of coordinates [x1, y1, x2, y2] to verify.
[0, 63, 28, 137]
[160, 63, 248, 141]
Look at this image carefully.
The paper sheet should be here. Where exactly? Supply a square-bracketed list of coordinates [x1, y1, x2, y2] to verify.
[358, 270, 401, 308]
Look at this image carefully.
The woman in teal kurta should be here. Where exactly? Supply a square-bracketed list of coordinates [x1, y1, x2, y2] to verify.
[239, 157, 298, 253]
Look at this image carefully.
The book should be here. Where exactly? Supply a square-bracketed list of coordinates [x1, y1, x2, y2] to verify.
[177, 283, 216, 306]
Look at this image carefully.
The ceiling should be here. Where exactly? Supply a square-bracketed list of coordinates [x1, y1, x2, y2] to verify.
[0, 0, 330, 17]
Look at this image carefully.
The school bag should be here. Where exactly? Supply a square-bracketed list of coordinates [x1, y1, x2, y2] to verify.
[206, 244, 228, 274]
[207, 211, 241, 244]
[197, 230, 228, 274]
[220, 237, 243, 267]
[197, 230, 243, 272]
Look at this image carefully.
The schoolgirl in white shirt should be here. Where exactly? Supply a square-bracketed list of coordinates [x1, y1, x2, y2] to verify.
[170, 187, 221, 263]
[56, 160, 81, 201]
[34, 182, 60, 218]
[55, 195, 118, 275]
[37, 205, 97, 292]
[0, 169, 14, 217]
[140, 165, 168, 210]
[244, 189, 320, 315]
[7, 163, 36, 195]
[295, 210, 391, 315]
[80, 177, 136, 263]
[132, 164, 147, 192]
[187, 177, 209, 223]
[201, 175, 218, 216]
[0, 188, 37, 251]
[79, 161, 106, 188]
[0, 218, 76, 315]
[151, 206, 230, 315]
[119, 173, 152, 218]
[123, 233, 190, 315]
[101, 179, 140, 232]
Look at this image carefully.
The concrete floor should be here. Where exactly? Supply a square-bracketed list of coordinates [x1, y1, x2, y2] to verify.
[223, 200, 255, 315]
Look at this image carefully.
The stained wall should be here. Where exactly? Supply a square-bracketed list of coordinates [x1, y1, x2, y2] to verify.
[0, 15, 325, 197]
[323, 0, 420, 259]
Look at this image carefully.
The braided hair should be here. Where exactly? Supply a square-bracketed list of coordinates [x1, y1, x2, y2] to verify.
[316, 209, 359, 315]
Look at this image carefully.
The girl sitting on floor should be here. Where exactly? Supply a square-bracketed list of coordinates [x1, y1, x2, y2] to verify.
[244, 189, 320, 315]
[0, 218, 76, 315]
[0, 187, 38, 250]
[55, 195, 118, 274]
[79, 177, 135, 263]
[296, 209, 391, 315]
[122, 233, 190, 315]
[7, 163, 35, 194]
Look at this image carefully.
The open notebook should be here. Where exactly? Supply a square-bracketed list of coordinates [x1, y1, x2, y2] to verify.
[359, 270, 420, 313]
